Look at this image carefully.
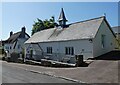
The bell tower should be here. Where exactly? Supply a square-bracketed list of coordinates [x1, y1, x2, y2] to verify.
[58, 8, 67, 28]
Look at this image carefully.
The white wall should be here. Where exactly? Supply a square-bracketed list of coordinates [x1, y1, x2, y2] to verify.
[4, 43, 12, 57]
[4, 34, 29, 58]
[13, 38, 27, 53]
[25, 43, 43, 60]
[38, 39, 93, 61]
[93, 20, 116, 58]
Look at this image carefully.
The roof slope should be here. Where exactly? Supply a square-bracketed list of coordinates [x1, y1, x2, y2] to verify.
[112, 26, 120, 34]
[5, 32, 30, 44]
[5, 32, 21, 44]
[25, 16, 104, 44]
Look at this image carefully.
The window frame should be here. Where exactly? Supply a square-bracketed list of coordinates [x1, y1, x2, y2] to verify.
[47, 47, 52, 54]
[65, 47, 74, 55]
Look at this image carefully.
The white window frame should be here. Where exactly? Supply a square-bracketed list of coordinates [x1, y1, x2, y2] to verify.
[65, 47, 74, 55]
[47, 47, 52, 54]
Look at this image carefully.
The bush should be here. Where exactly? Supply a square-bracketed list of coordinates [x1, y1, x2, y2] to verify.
[2, 57, 5, 61]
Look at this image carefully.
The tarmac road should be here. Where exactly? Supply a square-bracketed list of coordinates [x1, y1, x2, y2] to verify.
[1, 60, 118, 84]
[1, 61, 74, 83]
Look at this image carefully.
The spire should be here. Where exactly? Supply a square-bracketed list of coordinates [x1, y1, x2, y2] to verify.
[58, 8, 67, 27]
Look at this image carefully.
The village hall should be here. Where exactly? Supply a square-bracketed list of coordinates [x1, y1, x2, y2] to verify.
[24, 8, 117, 64]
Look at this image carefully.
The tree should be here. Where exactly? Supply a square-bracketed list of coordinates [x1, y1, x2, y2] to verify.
[31, 19, 44, 35]
[31, 16, 58, 35]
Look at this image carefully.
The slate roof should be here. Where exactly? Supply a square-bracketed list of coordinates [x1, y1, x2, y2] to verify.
[112, 26, 120, 34]
[25, 16, 105, 44]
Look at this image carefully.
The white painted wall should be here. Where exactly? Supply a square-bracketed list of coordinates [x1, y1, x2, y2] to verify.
[93, 20, 116, 58]
[25, 44, 43, 60]
[25, 39, 93, 63]
[13, 38, 27, 53]
[4, 34, 29, 58]
[4, 43, 12, 57]
[25, 39, 93, 61]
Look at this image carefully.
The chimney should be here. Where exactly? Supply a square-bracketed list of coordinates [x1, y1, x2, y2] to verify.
[22, 26, 26, 33]
[10, 31, 13, 37]
[21, 26, 26, 38]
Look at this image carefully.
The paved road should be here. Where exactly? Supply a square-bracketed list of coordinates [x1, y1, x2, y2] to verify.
[1, 61, 74, 83]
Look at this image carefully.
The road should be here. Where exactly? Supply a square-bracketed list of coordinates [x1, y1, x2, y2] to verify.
[1, 61, 74, 83]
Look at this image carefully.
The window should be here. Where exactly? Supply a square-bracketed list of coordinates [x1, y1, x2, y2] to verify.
[18, 44, 21, 49]
[47, 47, 52, 54]
[65, 47, 74, 55]
[101, 35, 106, 48]
[65, 47, 68, 55]
[10, 46, 11, 49]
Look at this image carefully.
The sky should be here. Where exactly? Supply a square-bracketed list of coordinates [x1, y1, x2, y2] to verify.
[0, 2, 119, 40]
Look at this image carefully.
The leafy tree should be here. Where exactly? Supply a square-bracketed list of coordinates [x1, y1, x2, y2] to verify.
[32, 19, 44, 35]
[32, 16, 58, 35]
